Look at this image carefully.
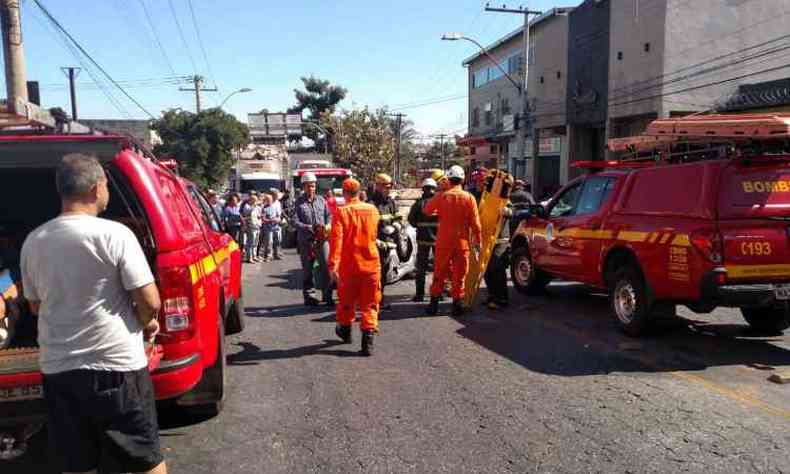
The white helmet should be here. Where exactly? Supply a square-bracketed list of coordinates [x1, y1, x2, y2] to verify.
[422, 178, 437, 188]
[447, 165, 465, 180]
[302, 172, 317, 184]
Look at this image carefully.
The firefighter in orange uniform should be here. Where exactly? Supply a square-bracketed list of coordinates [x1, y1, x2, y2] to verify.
[424, 165, 482, 317]
[328, 178, 382, 356]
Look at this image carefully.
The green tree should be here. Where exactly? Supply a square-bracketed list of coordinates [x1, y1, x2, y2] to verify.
[288, 76, 347, 149]
[321, 107, 394, 185]
[151, 108, 249, 189]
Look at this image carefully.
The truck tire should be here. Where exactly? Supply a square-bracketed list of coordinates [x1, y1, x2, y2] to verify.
[510, 246, 551, 295]
[741, 304, 790, 333]
[609, 267, 654, 337]
[182, 315, 226, 418]
[225, 296, 245, 335]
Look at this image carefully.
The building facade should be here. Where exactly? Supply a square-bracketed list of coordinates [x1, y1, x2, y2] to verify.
[607, 0, 790, 139]
[461, 27, 525, 171]
[526, 7, 573, 196]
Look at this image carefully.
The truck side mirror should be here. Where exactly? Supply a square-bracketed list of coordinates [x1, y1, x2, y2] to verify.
[530, 204, 547, 219]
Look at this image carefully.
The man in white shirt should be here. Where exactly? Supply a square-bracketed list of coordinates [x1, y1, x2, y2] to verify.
[21, 153, 167, 474]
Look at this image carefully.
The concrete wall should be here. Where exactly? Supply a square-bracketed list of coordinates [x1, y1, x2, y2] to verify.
[467, 35, 523, 139]
[662, 0, 790, 116]
[607, 0, 667, 123]
[567, 0, 610, 127]
[80, 119, 161, 147]
[528, 13, 571, 131]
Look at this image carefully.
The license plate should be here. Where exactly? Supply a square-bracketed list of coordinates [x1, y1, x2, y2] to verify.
[0, 385, 43, 402]
[774, 284, 790, 300]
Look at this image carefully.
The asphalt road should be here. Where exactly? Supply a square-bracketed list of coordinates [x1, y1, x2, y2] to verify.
[7, 249, 790, 473]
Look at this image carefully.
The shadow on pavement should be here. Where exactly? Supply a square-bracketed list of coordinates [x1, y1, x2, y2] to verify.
[228, 340, 363, 365]
[452, 283, 790, 377]
[264, 268, 302, 290]
[246, 304, 330, 318]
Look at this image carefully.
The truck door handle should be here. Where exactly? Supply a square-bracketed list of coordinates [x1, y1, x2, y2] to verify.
[584, 219, 602, 229]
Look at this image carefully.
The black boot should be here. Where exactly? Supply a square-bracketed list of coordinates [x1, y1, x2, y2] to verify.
[335, 324, 352, 344]
[361, 331, 374, 356]
[451, 300, 464, 317]
[412, 294, 424, 303]
[426, 297, 440, 316]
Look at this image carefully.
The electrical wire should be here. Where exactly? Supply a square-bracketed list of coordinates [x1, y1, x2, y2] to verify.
[34, 0, 157, 119]
[138, 0, 177, 76]
[167, 0, 199, 75]
[27, 3, 131, 118]
[186, 0, 215, 87]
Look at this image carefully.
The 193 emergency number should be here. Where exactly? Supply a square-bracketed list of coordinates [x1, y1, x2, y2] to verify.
[741, 241, 772, 256]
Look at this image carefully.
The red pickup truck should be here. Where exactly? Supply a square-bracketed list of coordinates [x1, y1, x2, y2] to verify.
[0, 134, 244, 454]
[511, 114, 790, 336]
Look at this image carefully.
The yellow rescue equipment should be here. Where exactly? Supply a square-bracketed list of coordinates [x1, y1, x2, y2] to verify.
[463, 169, 513, 308]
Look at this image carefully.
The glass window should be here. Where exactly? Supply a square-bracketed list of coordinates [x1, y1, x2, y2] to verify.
[575, 177, 615, 216]
[187, 186, 222, 232]
[472, 108, 480, 127]
[549, 183, 582, 218]
[507, 54, 521, 75]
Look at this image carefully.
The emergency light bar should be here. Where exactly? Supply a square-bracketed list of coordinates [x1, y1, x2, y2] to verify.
[571, 160, 656, 171]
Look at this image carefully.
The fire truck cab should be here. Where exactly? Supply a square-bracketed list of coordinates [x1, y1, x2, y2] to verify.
[511, 114, 790, 336]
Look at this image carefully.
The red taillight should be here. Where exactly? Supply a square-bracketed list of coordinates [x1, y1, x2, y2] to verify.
[157, 266, 195, 342]
[691, 231, 724, 264]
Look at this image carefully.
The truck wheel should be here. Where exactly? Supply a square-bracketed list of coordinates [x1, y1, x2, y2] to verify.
[510, 246, 550, 295]
[225, 297, 245, 335]
[741, 304, 790, 333]
[183, 315, 226, 418]
[610, 267, 653, 337]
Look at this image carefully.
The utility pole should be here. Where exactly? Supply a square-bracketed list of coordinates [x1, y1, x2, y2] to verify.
[485, 4, 540, 188]
[61, 66, 80, 120]
[179, 75, 217, 113]
[430, 133, 449, 170]
[388, 112, 406, 182]
[1, 0, 27, 114]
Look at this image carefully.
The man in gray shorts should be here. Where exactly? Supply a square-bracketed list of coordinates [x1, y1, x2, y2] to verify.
[21, 154, 167, 474]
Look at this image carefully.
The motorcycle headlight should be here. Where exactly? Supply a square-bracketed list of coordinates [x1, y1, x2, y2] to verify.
[382, 225, 396, 236]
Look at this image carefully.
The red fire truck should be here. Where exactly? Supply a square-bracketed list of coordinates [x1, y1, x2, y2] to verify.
[0, 132, 244, 457]
[511, 113, 790, 336]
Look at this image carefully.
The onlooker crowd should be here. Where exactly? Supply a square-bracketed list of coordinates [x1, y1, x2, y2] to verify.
[212, 188, 284, 264]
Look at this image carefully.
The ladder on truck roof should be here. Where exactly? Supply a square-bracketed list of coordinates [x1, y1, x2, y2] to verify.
[605, 113, 790, 165]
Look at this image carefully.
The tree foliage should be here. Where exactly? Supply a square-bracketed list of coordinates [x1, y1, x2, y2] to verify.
[151, 108, 249, 189]
[288, 76, 347, 147]
[321, 107, 394, 185]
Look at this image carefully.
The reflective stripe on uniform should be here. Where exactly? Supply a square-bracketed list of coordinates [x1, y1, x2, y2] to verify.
[496, 238, 510, 244]
[417, 240, 435, 247]
[417, 222, 438, 227]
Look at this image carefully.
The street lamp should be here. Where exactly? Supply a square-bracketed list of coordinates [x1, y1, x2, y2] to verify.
[219, 88, 253, 108]
[441, 33, 521, 92]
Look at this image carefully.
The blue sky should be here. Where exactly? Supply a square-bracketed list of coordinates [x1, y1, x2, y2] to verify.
[14, 0, 569, 138]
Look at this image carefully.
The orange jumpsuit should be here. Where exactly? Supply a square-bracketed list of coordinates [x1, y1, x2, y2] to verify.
[328, 197, 382, 332]
[423, 186, 482, 300]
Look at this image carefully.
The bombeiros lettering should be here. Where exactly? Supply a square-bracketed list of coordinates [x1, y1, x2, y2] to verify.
[741, 180, 790, 193]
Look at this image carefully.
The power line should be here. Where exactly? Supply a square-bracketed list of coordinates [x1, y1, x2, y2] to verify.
[185, 0, 215, 87]
[610, 62, 790, 108]
[33, 0, 156, 119]
[167, 0, 198, 74]
[390, 94, 468, 111]
[138, 0, 177, 75]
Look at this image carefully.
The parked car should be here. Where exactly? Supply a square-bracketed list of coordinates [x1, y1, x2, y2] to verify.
[0, 133, 244, 454]
[511, 148, 790, 336]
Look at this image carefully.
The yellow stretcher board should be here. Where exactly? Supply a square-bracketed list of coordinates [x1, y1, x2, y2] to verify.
[463, 169, 513, 308]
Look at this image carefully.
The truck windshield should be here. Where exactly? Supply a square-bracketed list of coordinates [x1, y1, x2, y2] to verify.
[241, 179, 284, 193]
[292, 175, 348, 194]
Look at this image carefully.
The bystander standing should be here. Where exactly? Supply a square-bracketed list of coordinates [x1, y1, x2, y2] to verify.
[21, 154, 167, 474]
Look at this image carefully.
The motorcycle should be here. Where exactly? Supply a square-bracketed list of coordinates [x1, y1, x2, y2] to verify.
[378, 220, 417, 285]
